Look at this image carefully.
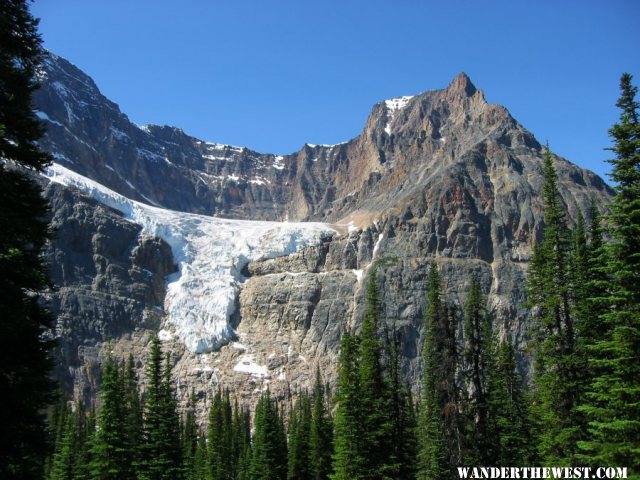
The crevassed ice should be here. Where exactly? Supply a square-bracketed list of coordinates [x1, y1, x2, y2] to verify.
[45, 163, 335, 354]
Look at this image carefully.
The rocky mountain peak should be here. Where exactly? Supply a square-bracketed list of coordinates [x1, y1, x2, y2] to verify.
[34, 52, 614, 416]
[447, 71, 478, 97]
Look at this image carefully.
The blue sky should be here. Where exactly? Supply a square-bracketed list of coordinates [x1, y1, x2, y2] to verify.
[32, 1, 639, 181]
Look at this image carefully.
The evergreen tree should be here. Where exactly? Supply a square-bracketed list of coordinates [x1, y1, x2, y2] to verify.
[48, 406, 76, 480]
[462, 275, 496, 465]
[182, 392, 199, 480]
[89, 356, 132, 480]
[417, 264, 452, 480]
[0, 1, 55, 477]
[139, 337, 183, 480]
[123, 355, 143, 478]
[232, 400, 252, 480]
[527, 148, 583, 464]
[330, 332, 364, 480]
[287, 393, 312, 480]
[357, 271, 394, 478]
[309, 367, 333, 480]
[579, 73, 640, 473]
[207, 389, 233, 480]
[486, 340, 533, 465]
[387, 331, 418, 479]
[249, 391, 287, 480]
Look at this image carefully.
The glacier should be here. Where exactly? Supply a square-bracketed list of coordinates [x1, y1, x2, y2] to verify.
[45, 163, 336, 354]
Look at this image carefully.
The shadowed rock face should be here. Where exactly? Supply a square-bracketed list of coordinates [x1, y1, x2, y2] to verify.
[35, 53, 613, 416]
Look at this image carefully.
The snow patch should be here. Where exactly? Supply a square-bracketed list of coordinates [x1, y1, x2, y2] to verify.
[383, 95, 414, 134]
[158, 329, 173, 341]
[233, 355, 270, 377]
[44, 163, 335, 354]
[35, 111, 64, 128]
[272, 155, 285, 170]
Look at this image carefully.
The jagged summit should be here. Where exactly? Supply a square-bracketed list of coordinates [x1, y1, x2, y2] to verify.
[447, 71, 477, 96]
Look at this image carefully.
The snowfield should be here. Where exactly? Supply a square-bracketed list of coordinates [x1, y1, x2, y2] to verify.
[45, 163, 336, 354]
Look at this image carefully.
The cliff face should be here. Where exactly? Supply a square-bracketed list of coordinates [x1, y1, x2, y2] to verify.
[35, 53, 613, 415]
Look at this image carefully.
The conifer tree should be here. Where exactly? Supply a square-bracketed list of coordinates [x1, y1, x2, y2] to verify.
[0, 1, 55, 477]
[139, 337, 183, 480]
[357, 271, 394, 478]
[48, 407, 77, 480]
[182, 392, 199, 480]
[232, 400, 252, 480]
[309, 367, 333, 480]
[330, 332, 364, 480]
[288, 393, 312, 480]
[463, 275, 497, 465]
[486, 340, 533, 465]
[418, 264, 452, 480]
[123, 355, 142, 477]
[579, 73, 640, 473]
[249, 391, 287, 480]
[527, 148, 583, 464]
[387, 331, 418, 479]
[89, 356, 132, 480]
[207, 389, 234, 480]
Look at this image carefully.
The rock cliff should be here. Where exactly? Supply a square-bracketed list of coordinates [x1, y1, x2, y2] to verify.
[34, 53, 613, 417]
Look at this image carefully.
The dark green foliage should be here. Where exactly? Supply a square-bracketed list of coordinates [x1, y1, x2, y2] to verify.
[330, 332, 364, 480]
[357, 271, 395, 478]
[462, 275, 496, 465]
[207, 389, 234, 480]
[249, 391, 288, 480]
[309, 367, 333, 480]
[48, 406, 76, 480]
[418, 264, 456, 480]
[139, 337, 183, 480]
[527, 148, 583, 464]
[579, 73, 640, 473]
[387, 332, 418, 479]
[486, 340, 533, 465]
[232, 400, 252, 480]
[0, 1, 55, 477]
[182, 392, 200, 480]
[288, 393, 312, 480]
[89, 355, 133, 480]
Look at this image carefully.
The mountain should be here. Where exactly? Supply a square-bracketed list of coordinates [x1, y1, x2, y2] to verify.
[34, 53, 613, 414]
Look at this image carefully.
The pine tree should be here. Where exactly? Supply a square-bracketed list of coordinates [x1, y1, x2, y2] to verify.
[89, 355, 132, 480]
[462, 275, 496, 465]
[387, 331, 418, 479]
[527, 148, 583, 464]
[330, 332, 364, 480]
[0, 1, 55, 477]
[182, 391, 199, 480]
[48, 406, 76, 480]
[309, 367, 332, 480]
[357, 270, 394, 478]
[417, 264, 452, 480]
[287, 393, 312, 480]
[249, 391, 287, 480]
[579, 73, 640, 473]
[207, 389, 233, 480]
[139, 337, 183, 480]
[232, 400, 252, 480]
[486, 340, 533, 465]
[122, 355, 142, 478]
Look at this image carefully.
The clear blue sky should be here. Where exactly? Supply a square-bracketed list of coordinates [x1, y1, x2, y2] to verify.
[32, 1, 639, 181]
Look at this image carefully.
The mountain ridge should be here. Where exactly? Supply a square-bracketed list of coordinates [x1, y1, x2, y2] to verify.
[34, 52, 613, 415]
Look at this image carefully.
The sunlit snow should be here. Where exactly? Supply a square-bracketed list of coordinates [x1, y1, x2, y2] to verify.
[45, 163, 335, 354]
[383, 95, 414, 135]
